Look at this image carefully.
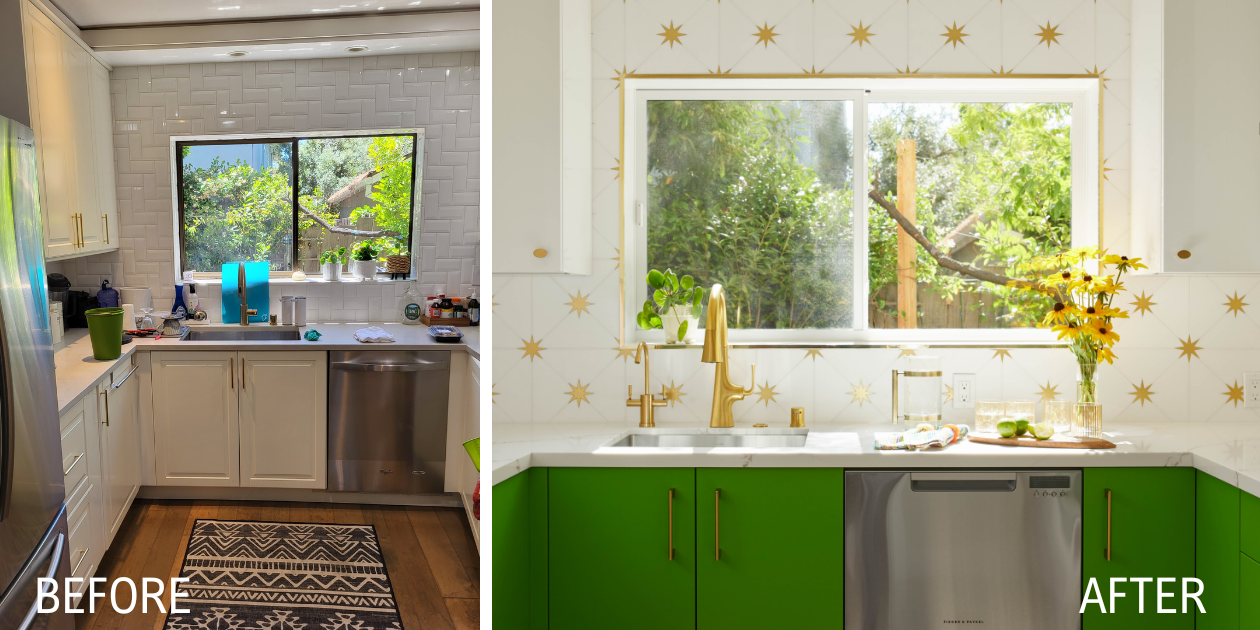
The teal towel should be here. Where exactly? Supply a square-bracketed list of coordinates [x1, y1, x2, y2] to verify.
[221, 262, 270, 324]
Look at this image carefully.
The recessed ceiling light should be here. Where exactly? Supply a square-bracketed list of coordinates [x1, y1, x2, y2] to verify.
[227, 50, 248, 57]
[345, 45, 370, 53]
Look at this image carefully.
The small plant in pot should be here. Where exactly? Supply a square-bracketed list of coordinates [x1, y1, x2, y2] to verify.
[350, 242, 380, 280]
[319, 247, 347, 281]
[637, 268, 704, 344]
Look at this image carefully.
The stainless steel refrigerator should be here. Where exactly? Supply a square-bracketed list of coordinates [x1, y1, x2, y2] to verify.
[0, 116, 73, 630]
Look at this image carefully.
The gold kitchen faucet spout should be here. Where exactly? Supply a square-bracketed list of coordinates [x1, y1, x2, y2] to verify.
[702, 284, 753, 428]
[626, 342, 666, 427]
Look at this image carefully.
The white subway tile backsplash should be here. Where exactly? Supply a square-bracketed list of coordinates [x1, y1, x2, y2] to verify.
[56, 52, 480, 314]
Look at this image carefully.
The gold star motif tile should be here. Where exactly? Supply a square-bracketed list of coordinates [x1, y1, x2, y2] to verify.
[612, 247, 621, 269]
[1131, 291, 1156, 316]
[1089, 65, 1111, 88]
[991, 66, 1014, 75]
[610, 66, 636, 87]
[566, 380, 592, 407]
[754, 381, 779, 406]
[708, 65, 733, 74]
[565, 290, 594, 317]
[941, 21, 969, 48]
[805, 349, 823, 361]
[848, 21, 874, 47]
[1038, 381, 1060, 402]
[611, 158, 620, 179]
[992, 349, 1012, 362]
[849, 381, 874, 407]
[802, 65, 824, 75]
[658, 21, 685, 48]
[753, 22, 779, 47]
[1224, 291, 1249, 317]
[660, 380, 686, 407]
[1225, 380, 1245, 407]
[1176, 336, 1202, 362]
[612, 344, 636, 361]
[896, 65, 919, 74]
[1130, 380, 1155, 406]
[492, 386, 499, 403]
[1102, 157, 1112, 180]
[1035, 22, 1062, 48]
[943, 384, 954, 403]
[519, 336, 546, 362]
[898, 349, 917, 358]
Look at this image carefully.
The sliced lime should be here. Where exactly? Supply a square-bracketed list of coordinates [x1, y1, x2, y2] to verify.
[997, 420, 1017, 438]
[1032, 423, 1055, 441]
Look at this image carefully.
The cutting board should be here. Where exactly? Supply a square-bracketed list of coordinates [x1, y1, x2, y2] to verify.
[968, 433, 1116, 449]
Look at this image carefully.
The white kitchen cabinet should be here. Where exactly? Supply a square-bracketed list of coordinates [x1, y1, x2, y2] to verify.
[98, 360, 140, 544]
[151, 351, 240, 486]
[238, 351, 328, 489]
[19, 0, 117, 261]
[492, 0, 591, 274]
[1163, 0, 1260, 271]
[58, 395, 104, 595]
[463, 356, 480, 547]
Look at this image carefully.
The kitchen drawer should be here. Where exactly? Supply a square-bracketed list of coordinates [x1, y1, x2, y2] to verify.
[65, 470, 91, 531]
[67, 482, 95, 581]
[1243, 490, 1260, 562]
[60, 410, 88, 494]
[1243, 553, 1260, 627]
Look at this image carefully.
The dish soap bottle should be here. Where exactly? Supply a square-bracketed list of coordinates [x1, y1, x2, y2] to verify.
[468, 293, 480, 326]
[171, 281, 187, 319]
[400, 280, 424, 325]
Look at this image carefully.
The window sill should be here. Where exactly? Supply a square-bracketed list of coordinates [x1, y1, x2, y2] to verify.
[190, 276, 413, 286]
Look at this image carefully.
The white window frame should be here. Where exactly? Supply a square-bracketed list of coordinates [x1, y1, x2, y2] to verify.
[622, 77, 1099, 345]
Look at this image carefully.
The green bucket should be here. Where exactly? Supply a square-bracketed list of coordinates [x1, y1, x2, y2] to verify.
[85, 307, 124, 360]
[463, 438, 480, 472]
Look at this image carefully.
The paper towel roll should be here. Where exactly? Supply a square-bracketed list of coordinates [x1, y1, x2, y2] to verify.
[119, 287, 152, 310]
[121, 304, 136, 329]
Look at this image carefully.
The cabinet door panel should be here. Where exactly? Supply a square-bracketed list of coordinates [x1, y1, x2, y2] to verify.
[1242, 554, 1260, 628]
[1083, 468, 1194, 630]
[151, 352, 239, 486]
[549, 468, 695, 630]
[21, 5, 77, 259]
[100, 363, 140, 543]
[88, 59, 117, 251]
[1196, 471, 1239, 630]
[239, 351, 326, 488]
[697, 468, 844, 630]
[60, 36, 100, 250]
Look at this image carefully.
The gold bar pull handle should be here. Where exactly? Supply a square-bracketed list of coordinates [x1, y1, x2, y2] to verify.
[102, 213, 109, 244]
[715, 488, 721, 561]
[1105, 489, 1112, 561]
[77, 214, 84, 247]
[100, 389, 109, 426]
[667, 488, 675, 561]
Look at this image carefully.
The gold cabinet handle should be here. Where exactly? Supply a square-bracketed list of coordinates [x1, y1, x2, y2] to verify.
[102, 213, 109, 244]
[70, 213, 78, 247]
[1105, 488, 1112, 561]
[532, 248, 547, 258]
[100, 389, 109, 426]
[229, 357, 234, 389]
[77, 214, 85, 247]
[667, 488, 675, 561]
[62, 453, 83, 477]
[715, 488, 721, 561]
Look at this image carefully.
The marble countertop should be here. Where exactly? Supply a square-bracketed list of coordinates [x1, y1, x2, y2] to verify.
[53, 322, 479, 416]
[493, 421, 1260, 496]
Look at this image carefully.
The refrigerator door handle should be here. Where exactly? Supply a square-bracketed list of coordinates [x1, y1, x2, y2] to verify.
[15, 532, 63, 630]
[0, 298, 14, 522]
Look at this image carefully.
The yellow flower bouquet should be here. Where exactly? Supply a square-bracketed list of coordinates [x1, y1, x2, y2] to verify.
[1016, 247, 1146, 403]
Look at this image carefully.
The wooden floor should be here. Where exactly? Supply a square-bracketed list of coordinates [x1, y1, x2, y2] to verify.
[74, 499, 480, 630]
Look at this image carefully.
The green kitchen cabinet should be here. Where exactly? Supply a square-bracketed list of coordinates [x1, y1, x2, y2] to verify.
[1241, 553, 1260, 628]
[1197, 470, 1240, 630]
[1083, 467, 1195, 630]
[1241, 490, 1260, 563]
[493, 468, 549, 630]
[696, 468, 844, 630]
[549, 468, 696, 630]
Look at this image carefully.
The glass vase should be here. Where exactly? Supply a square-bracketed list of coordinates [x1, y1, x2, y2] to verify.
[1076, 361, 1098, 404]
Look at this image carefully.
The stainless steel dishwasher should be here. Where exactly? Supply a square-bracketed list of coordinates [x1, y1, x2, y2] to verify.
[845, 470, 1082, 630]
[327, 350, 450, 493]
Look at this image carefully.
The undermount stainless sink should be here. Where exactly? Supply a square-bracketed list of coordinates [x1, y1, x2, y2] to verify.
[180, 327, 302, 341]
[605, 428, 809, 448]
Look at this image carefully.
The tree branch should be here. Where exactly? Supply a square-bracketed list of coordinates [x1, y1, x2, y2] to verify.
[295, 200, 401, 238]
[938, 209, 983, 251]
[868, 188, 1041, 293]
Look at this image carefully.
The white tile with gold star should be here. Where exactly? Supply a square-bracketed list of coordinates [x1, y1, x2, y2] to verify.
[1101, 348, 1190, 424]
[1187, 350, 1260, 423]
[1192, 276, 1260, 349]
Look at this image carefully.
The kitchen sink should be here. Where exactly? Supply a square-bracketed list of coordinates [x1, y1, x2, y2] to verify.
[605, 428, 809, 448]
[180, 328, 302, 341]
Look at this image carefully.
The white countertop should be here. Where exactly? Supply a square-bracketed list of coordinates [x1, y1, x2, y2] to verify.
[492, 421, 1260, 496]
[53, 323, 479, 416]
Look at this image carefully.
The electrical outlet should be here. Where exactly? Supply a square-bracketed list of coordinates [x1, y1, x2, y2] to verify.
[954, 374, 975, 408]
[1245, 373, 1260, 408]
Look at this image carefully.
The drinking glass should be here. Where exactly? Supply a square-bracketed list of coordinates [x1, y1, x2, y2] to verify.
[1005, 401, 1036, 425]
[1044, 400, 1073, 434]
[1073, 402, 1103, 438]
[975, 400, 1004, 433]
[138, 307, 154, 329]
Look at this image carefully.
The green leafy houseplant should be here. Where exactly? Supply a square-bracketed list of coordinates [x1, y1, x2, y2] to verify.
[352, 242, 379, 261]
[319, 247, 347, 266]
[638, 269, 704, 343]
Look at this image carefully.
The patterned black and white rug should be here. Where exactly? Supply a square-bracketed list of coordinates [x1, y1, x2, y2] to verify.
[164, 520, 403, 630]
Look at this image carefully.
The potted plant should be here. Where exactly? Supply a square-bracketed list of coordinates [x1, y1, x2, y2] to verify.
[637, 268, 704, 344]
[319, 247, 347, 281]
[350, 242, 380, 280]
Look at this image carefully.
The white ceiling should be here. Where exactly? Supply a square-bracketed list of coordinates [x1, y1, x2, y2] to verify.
[52, 0, 478, 28]
[94, 32, 479, 66]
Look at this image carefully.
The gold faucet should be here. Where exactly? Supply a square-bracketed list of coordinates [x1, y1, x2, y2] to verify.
[237, 263, 257, 326]
[702, 284, 753, 428]
[626, 342, 667, 427]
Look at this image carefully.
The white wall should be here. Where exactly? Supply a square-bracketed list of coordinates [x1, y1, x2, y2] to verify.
[494, 0, 1260, 426]
[51, 51, 480, 319]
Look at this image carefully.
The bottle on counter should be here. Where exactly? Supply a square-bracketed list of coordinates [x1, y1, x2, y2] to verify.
[184, 283, 199, 313]
[430, 294, 445, 319]
[400, 281, 423, 325]
[171, 281, 188, 319]
[294, 296, 307, 326]
[468, 293, 480, 326]
[452, 298, 466, 319]
[440, 295, 454, 318]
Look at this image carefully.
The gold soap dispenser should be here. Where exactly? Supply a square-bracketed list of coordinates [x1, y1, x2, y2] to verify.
[702, 284, 753, 428]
